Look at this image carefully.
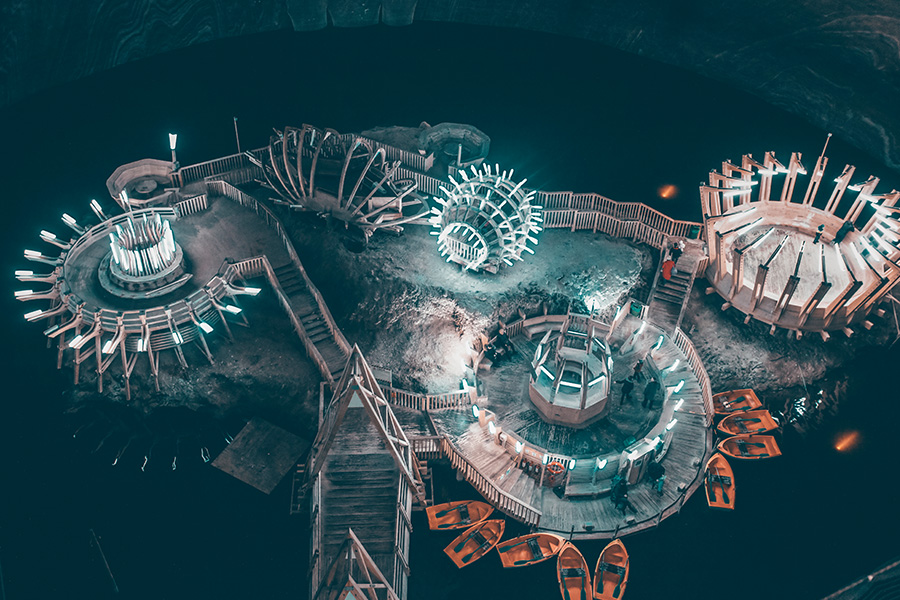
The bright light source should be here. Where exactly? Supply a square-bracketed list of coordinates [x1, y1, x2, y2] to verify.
[137, 338, 147, 352]
[539, 365, 555, 381]
[24, 250, 40, 257]
[198, 322, 214, 334]
[559, 381, 581, 389]
[666, 359, 680, 372]
[461, 379, 469, 391]
[653, 334, 664, 351]
[102, 339, 116, 354]
[596, 458, 608, 470]
[637, 321, 646, 335]
[674, 379, 685, 393]
[15, 270, 33, 277]
[223, 305, 242, 314]
[61, 213, 77, 226]
[14, 290, 33, 297]
[40, 230, 56, 240]
[24, 309, 43, 320]
[487, 420, 496, 435]
[68, 335, 84, 349]
[169, 133, 178, 150]
[587, 375, 605, 387]
[674, 399, 684, 411]
[568, 459, 576, 470]
[542, 454, 550, 465]
[607, 356, 613, 370]
[472, 404, 480, 418]
[515, 441, 523, 454]
[666, 418, 678, 431]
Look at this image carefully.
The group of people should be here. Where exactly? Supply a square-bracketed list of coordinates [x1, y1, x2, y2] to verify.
[661, 240, 685, 281]
[614, 359, 661, 410]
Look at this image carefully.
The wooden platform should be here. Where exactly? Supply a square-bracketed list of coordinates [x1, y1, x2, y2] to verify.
[421, 313, 712, 539]
[212, 417, 309, 494]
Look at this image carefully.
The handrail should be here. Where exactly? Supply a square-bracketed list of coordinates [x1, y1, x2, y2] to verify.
[206, 179, 352, 358]
[671, 326, 715, 427]
[439, 436, 542, 526]
[222, 255, 335, 385]
[385, 387, 473, 411]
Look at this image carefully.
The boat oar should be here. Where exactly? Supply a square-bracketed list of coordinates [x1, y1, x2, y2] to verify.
[453, 530, 478, 553]
[705, 474, 716, 503]
[435, 501, 472, 519]
[713, 466, 729, 505]
[613, 570, 623, 598]
[498, 538, 532, 553]
[462, 537, 493, 564]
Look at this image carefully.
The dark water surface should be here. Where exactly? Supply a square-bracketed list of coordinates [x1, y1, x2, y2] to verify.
[0, 22, 897, 600]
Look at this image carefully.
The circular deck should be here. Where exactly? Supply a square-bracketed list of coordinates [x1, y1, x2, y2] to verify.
[428, 312, 712, 539]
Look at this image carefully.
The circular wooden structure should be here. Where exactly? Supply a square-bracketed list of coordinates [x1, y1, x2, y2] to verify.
[700, 145, 900, 336]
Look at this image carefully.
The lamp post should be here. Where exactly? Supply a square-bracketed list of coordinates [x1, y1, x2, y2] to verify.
[168, 133, 179, 170]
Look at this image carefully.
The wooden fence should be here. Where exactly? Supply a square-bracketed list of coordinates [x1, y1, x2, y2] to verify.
[411, 436, 542, 527]
[206, 179, 352, 358]
[173, 193, 208, 217]
[385, 387, 474, 412]
[175, 147, 266, 185]
[672, 327, 715, 426]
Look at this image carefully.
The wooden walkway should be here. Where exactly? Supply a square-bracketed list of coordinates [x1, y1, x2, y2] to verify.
[271, 262, 348, 383]
[420, 313, 712, 539]
[646, 240, 705, 333]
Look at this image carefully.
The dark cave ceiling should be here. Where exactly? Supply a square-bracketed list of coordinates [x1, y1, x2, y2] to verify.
[1, 0, 898, 172]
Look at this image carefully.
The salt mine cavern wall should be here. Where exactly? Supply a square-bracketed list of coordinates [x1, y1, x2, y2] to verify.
[1, 1, 899, 172]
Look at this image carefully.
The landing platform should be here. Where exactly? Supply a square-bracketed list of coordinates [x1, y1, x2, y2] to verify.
[212, 417, 309, 494]
[420, 313, 712, 539]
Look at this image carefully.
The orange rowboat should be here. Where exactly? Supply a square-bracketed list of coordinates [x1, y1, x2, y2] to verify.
[557, 543, 591, 600]
[717, 409, 779, 436]
[704, 453, 735, 510]
[593, 538, 629, 600]
[496, 533, 566, 568]
[426, 500, 494, 530]
[713, 389, 762, 416]
[718, 434, 782, 460]
[443, 519, 505, 568]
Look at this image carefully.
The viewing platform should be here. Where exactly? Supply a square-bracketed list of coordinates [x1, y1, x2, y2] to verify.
[414, 309, 713, 539]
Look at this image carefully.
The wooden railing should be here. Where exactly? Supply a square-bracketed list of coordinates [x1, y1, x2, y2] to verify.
[176, 147, 266, 185]
[359, 137, 434, 172]
[222, 256, 336, 384]
[386, 387, 474, 411]
[207, 179, 352, 357]
[173, 193, 208, 217]
[435, 436, 542, 526]
[672, 326, 715, 426]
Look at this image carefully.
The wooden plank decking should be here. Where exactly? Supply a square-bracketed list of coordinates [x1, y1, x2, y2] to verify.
[211, 417, 309, 494]
[415, 312, 713, 539]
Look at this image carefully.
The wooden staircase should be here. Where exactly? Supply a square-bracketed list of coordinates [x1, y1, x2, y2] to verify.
[272, 262, 349, 383]
[647, 254, 699, 333]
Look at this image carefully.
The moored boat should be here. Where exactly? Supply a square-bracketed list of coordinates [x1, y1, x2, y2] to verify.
[443, 519, 505, 568]
[717, 409, 779, 436]
[713, 389, 762, 416]
[557, 542, 591, 600]
[426, 500, 494, 530]
[718, 434, 782, 460]
[704, 453, 735, 510]
[593, 538, 629, 600]
[496, 532, 566, 568]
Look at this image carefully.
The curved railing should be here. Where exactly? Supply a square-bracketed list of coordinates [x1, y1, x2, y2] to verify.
[672, 326, 715, 426]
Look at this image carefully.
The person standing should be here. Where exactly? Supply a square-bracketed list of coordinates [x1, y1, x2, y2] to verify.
[670, 240, 684, 263]
[616, 375, 635, 405]
[642, 376, 661, 409]
[632, 359, 644, 381]
[661, 258, 675, 281]
[813, 224, 825, 244]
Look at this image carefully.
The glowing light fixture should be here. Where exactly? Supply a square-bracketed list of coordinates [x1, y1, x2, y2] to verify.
[487, 420, 496, 435]
[673, 379, 685, 393]
[666, 418, 678, 431]
[472, 404, 480, 418]
[515, 440, 523, 453]
[568, 459, 576, 470]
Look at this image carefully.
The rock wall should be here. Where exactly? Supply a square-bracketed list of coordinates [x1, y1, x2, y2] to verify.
[2, 1, 898, 170]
